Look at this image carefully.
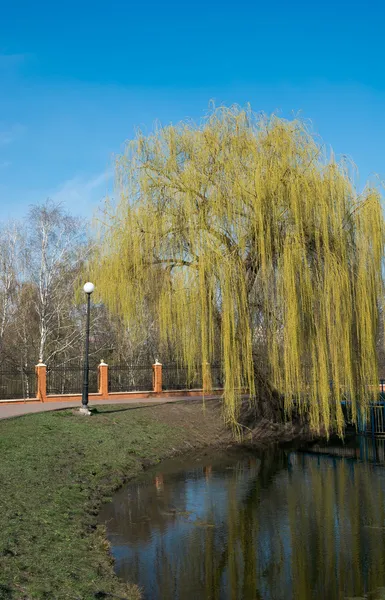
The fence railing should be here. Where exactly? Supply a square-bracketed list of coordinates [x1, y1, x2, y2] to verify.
[46, 365, 98, 395]
[162, 363, 224, 390]
[0, 361, 226, 400]
[0, 366, 36, 400]
[108, 364, 153, 392]
[162, 364, 202, 390]
[0, 360, 226, 400]
[211, 363, 224, 388]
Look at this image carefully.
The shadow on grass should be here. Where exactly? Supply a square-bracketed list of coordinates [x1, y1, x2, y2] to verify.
[90, 401, 184, 416]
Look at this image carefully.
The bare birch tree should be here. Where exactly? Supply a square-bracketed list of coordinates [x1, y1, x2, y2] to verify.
[0, 222, 21, 351]
[24, 200, 88, 364]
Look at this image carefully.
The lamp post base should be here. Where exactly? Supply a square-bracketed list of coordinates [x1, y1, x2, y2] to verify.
[79, 406, 92, 416]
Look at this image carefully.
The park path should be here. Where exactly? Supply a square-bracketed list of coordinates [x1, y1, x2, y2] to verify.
[0, 396, 212, 420]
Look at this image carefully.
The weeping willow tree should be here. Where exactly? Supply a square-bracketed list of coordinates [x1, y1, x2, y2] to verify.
[91, 105, 385, 435]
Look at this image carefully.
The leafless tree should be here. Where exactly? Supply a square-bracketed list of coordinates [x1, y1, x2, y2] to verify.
[24, 200, 89, 364]
[0, 222, 21, 349]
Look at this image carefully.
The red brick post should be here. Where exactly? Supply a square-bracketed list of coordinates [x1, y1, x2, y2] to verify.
[153, 360, 162, 394]
[155, 473, 164, 492]
[98, 360, 109, 397]
[35, 362, 47, 402]
[203, 465, 212, 480]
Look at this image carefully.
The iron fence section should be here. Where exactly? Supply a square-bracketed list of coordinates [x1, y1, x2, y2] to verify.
[46, 365, 98, 395]
[361, 404, 385, 436]
[0, 367, 36, 400]
[210, 363, 224, 388]
[162, 364, 203, 390]
[108, 364, 153, 392]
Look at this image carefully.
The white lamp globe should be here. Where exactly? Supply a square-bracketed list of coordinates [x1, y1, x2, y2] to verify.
[83, 282, 95, 294]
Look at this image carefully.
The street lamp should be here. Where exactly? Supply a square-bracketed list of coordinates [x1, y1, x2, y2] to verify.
[80, 282, 95, 415]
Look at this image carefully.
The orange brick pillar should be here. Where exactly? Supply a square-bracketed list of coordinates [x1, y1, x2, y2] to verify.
[203, 465, 212, 481]
[153, 360, 162, 394]
[35, 362, 47, 403]
[155, 473, 164, 492]
[98, 360, 109, 397]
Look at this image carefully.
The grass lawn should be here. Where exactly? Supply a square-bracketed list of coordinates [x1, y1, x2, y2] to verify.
[0, 400, 229, 600]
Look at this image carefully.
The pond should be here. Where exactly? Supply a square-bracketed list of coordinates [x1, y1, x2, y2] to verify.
[99, 437, 385, 599]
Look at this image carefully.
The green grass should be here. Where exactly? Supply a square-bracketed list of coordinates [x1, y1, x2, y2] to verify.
[0, 402, 226, 599]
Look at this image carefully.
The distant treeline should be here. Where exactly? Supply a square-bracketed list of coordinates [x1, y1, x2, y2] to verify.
[0, 199, 163, 372]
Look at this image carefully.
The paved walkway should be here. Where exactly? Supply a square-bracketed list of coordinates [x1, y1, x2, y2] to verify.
[0, 395, 213, 420]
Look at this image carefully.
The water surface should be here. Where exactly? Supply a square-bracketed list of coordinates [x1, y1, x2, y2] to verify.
[100, 438, 385, 600]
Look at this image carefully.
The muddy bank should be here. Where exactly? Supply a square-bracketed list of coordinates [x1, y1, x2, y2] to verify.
[149, 397, 314, 453]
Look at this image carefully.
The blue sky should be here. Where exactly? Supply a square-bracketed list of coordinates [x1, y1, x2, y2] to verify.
[0, 0, 384, 220]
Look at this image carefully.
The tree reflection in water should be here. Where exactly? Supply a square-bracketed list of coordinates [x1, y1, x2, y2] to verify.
[99, 440, 385, 600]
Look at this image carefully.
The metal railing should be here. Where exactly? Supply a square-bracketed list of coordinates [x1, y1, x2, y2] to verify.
[360, 405, 385, 436]
[108, 364, 153, 392]
[0, 366, 36, 400]
[162, 364, 203, 390]
[46, 365, 98, 395]
[162, 363, 224, 390]
[211, 363, 224, 388]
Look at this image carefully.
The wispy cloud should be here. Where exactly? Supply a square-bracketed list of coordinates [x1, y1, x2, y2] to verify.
[0, 161, 11, 169]
[0, 124, 25, 146]
[50, 170, 113, 215]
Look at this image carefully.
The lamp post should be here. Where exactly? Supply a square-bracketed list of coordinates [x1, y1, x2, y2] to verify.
[80, 282, 95, 415]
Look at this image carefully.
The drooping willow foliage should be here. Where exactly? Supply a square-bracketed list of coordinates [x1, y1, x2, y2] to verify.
[92, 105, 385, 434]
